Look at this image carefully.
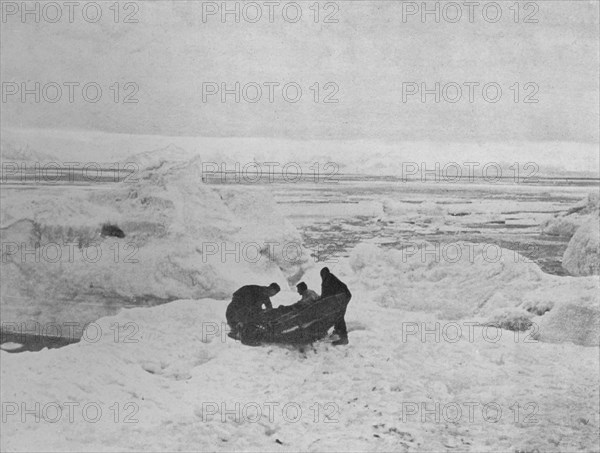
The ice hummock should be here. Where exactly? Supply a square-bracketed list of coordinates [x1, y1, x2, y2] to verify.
[562, 217, 600, 276]
[541, 192, 599, 238]
[1, 241, 599, 452]
[0, 155, 312, 331]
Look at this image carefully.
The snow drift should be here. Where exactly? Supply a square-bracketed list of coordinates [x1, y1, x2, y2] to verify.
[296, 242, 599, 347]
[562, 217, 600, 276]
[536, 295, 600, 347]
[1, 245, 599, 452]
[0, 155, 311, 332]
[541, 192, 599, 238]
[331, 243, 597, 322]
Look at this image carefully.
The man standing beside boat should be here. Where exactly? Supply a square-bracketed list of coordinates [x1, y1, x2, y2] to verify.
[320, 267, 352, 346]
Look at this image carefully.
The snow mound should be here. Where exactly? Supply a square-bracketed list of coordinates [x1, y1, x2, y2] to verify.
[536, 296, 600, 347]
[521, 298, 554, 316]
[1, 155, 311, 331]
[336, 242, 600, 346]
[540, 216, 582, 237]
[562, 217, 600, 276]
[313, 243, 600, 336]
[486, 307, 534, 331]
[569, 192, 600, 215]
[541, 192, 600, 238]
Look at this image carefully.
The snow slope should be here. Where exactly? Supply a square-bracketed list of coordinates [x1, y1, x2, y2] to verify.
[541, 192, 600, 238]
[0, 155, 311, 331]
[333, 243, 599, 328]
[2, 243, 599, 452]
[563, 217, 600, 276]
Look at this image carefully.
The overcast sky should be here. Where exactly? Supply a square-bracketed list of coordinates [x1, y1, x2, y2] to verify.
[1, 1, 598, 143]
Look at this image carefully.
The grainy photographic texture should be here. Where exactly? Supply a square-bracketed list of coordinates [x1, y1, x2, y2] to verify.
[1, 1, 599, 452]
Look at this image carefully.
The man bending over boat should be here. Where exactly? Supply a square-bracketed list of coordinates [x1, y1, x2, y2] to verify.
[226, 283, 280, 337]
[320, 267, 352, 346]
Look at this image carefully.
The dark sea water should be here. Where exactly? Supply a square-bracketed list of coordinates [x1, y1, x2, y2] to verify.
[267, 176, 597, 276]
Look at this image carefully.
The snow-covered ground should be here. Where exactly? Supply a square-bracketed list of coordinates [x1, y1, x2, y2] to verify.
[2, 242, 599, 452]
[3, 0, 599, 447]
[1, 139, 599, 452]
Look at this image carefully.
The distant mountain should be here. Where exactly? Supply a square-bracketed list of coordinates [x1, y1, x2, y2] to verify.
[123, 144, 197, 170]
[3, 127, 599, 178]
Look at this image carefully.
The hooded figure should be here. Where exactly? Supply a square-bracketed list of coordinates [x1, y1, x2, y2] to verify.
[320, 267, 352, 345]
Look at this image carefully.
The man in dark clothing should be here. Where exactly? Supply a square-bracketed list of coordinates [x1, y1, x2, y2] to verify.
[320, 267, 352, 345]
[226, 283, 280, 336]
